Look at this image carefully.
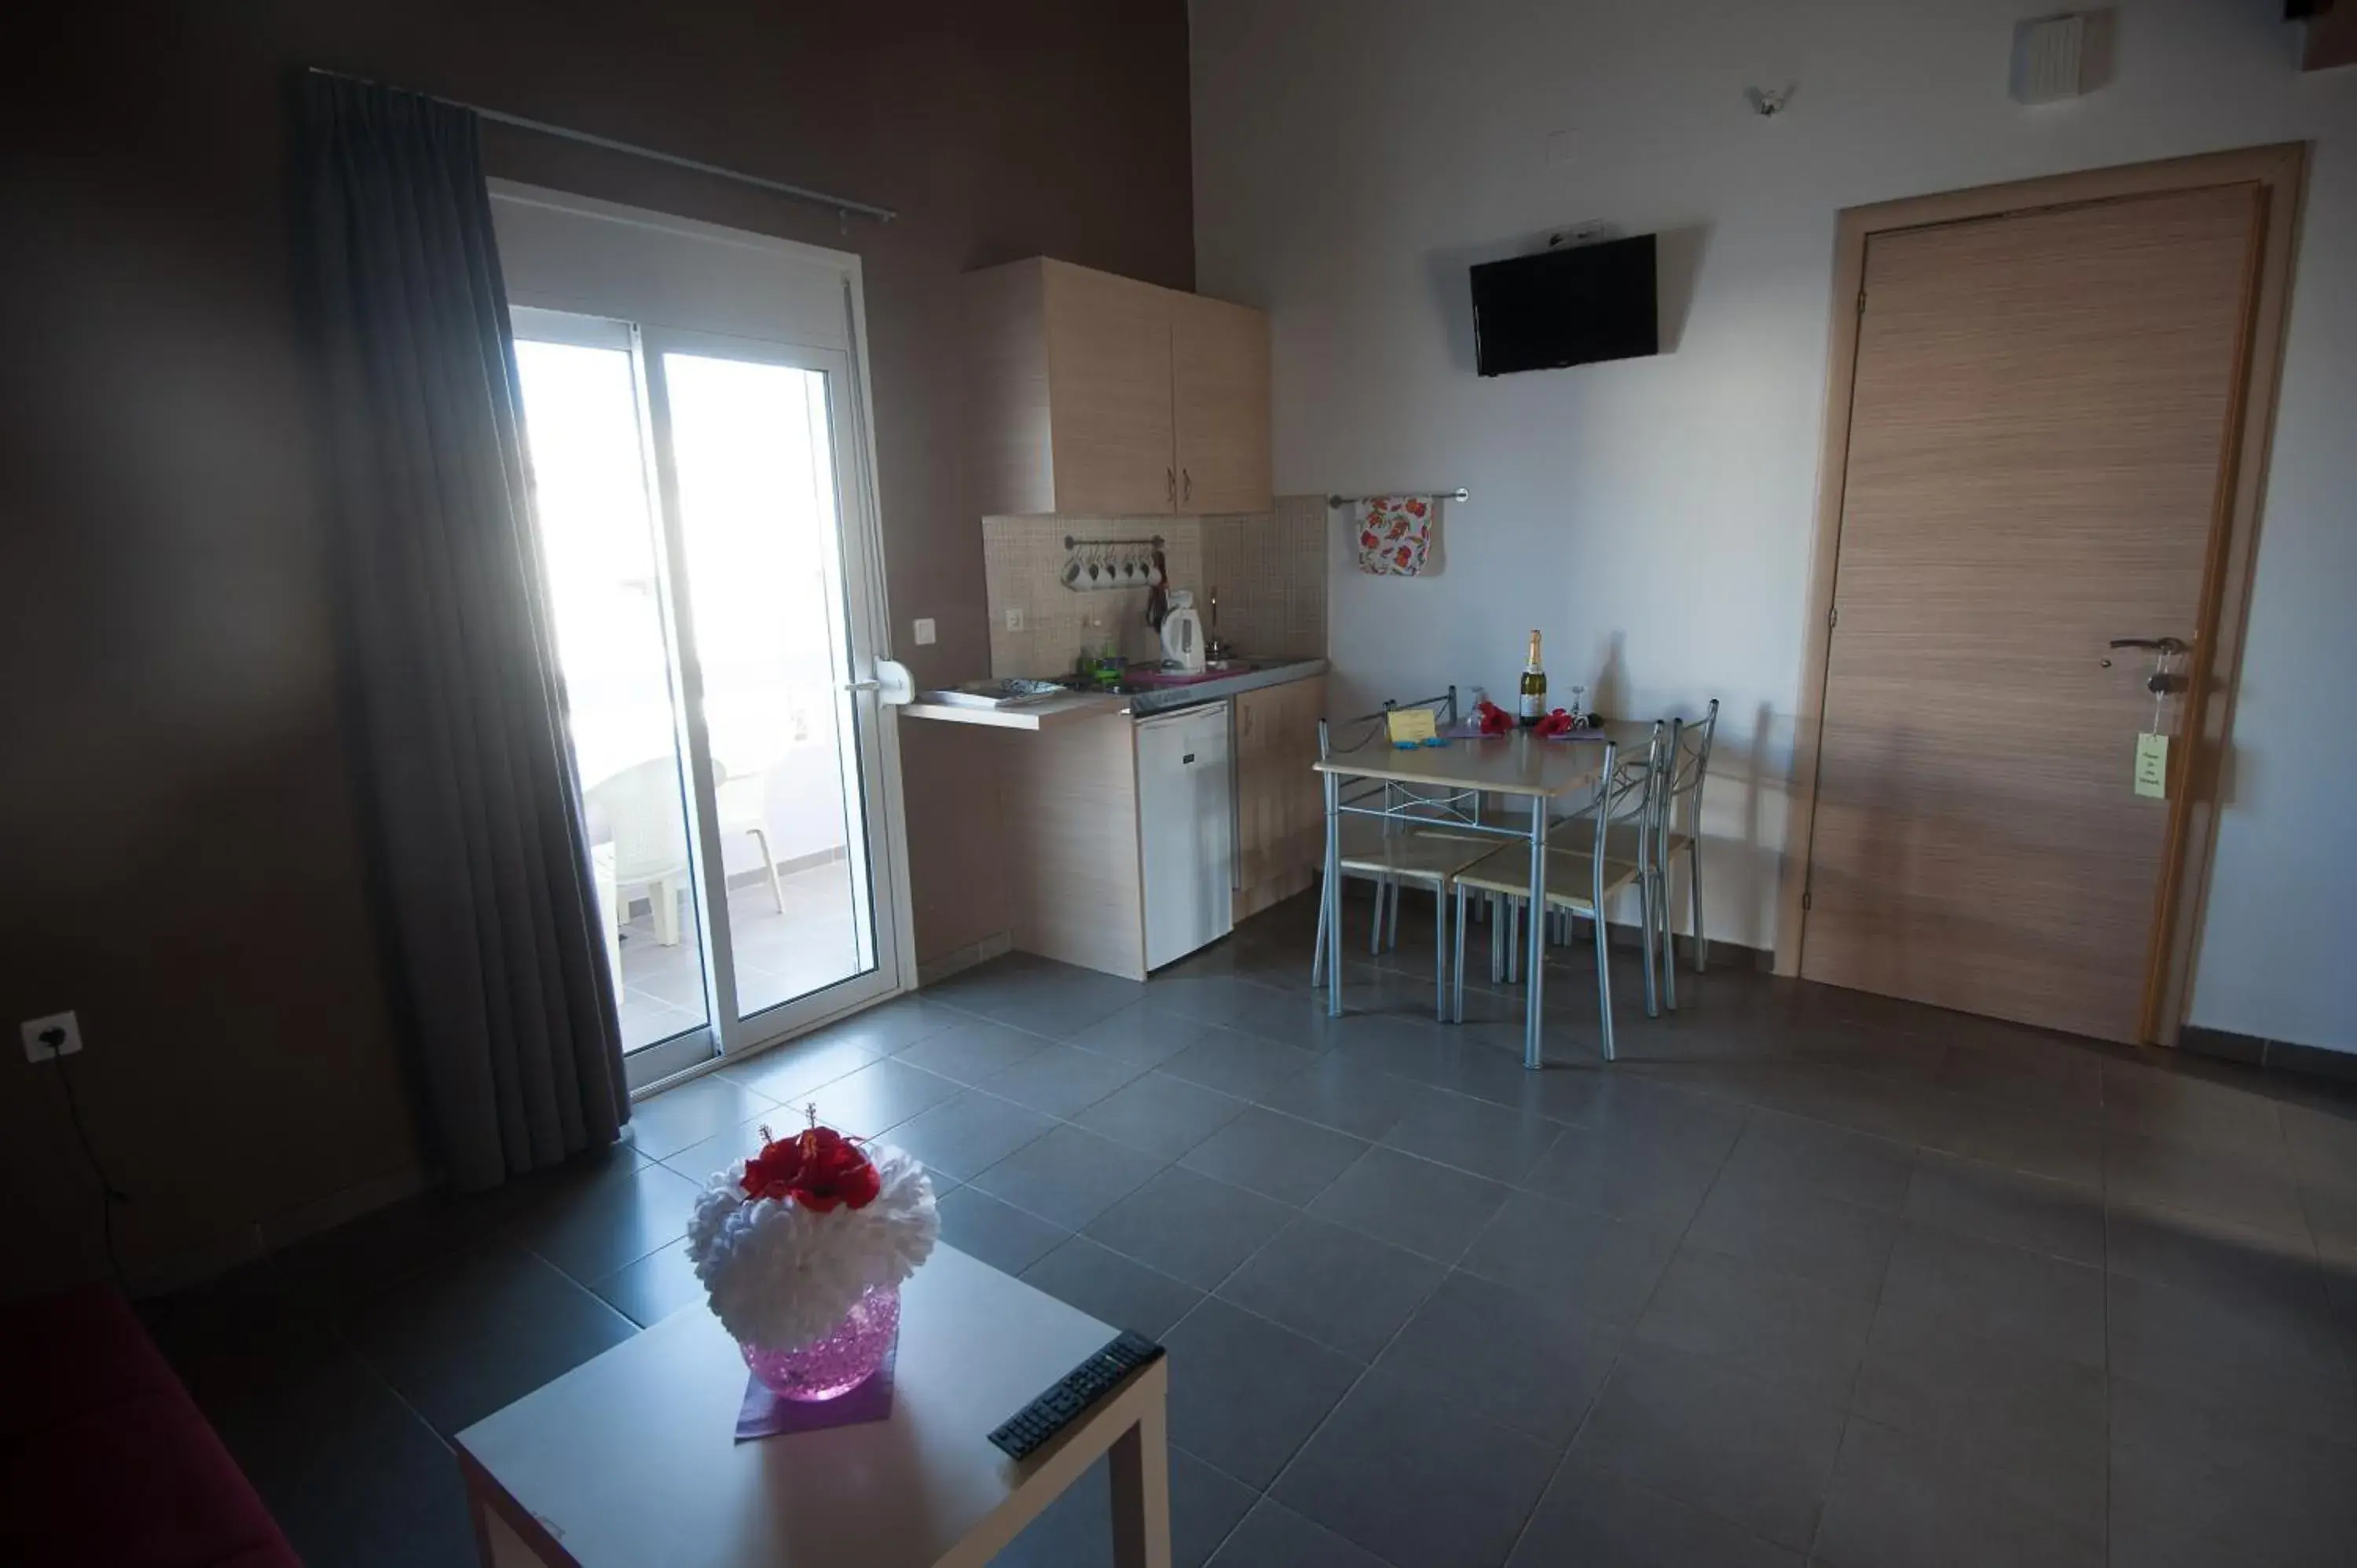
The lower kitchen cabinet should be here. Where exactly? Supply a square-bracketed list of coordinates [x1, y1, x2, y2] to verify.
[1233, 676, 1327, 921]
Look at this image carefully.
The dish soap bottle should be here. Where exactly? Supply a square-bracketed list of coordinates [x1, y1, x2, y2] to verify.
[1519, 631, 1548, 728]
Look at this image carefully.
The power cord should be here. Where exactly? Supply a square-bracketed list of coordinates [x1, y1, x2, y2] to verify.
[43, 1036, 131, 1295]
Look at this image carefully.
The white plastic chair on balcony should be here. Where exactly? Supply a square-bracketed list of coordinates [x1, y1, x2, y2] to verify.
[717, 765, 786, 914]
[584, 757, 694, 958]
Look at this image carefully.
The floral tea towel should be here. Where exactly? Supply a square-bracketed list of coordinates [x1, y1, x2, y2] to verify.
[1354, 495, 1439, 577]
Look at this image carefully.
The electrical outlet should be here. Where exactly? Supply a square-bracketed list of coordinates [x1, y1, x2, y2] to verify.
[1003, 607, 1025, 632]
[912, 617, 937, 647]
[21, 1010, 82, 1063]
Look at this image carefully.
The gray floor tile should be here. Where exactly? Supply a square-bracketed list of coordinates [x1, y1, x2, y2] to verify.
[1545, 1072, 1753, 1166]
[1374, 1270, 1622, 1448]
[1076, 1071, 1251, 1160]
[2278, 1099, 2357, 1200]
[586, 1236, 705, 1328]
[2104, 1058, 2286, 1160]
[1788, 1017, 1950, 1084]
[2107, 1269, 2357, 1444]
[1935, 1031, 2105, 1115]
[1211, 1499, 1393, 1568]
[1067, 1002, 1217, 1067]
[1459, 1191, 1679, 1328]
[1021, 1236, 1204, 1338]
[346, 1242, 636, 1437]
[2106, 1199, 2337, 1321]
[803, 1057, 966, 1138]
[973, 1042, 1148, 1117]
[1902, 1150, 2106, 1266]
[1379, 1091, 1565, 1185]
[1879, 1221, 2106, 1370]
[970, 1123, 1168, 1230]
[1308, 1146, 1512, 1265]
[1568, 1344, 1846, 1551]
[1813, 1416, 2104, 1568]
[504, 1157, 702, 1283]
[1759, 1063, 1956, 1149]
[986, 1445, 1254, 1568]
[1506, 1465, 1802, 1568]
[893, 1015, 1058, 1085]
[1520, 1118, 1724, 1231]
[1085, 1167, 1292, 1289]
[625, 1073, 781, 1161]
[936, 955, 1145, 1040]
[1273, 1371, 1558, 1568]
[1142, 972, 1300, 1031]
[1163, 1025, 1324, 1099]
[1682, 1163, 1901, 1302]
[1216, 1214, 1446, 1361]
[1723, 1108, 1916, 1212]
[934, 1185, 1071, 1275]
[1850, 1295, 2107, 1496]
[1925, 1095, 2106, 1191]
[1164, 1297, 1362, 1488]
[879, 1089, 1056, 1181]
[1182, 1105, 1370, 1204]
[718, 1031, 889, 1105]
[1253, 1053, 1427, 1140]
[1633, 1247, 1875, 1409]
[2104, 1129, 2309, 1241]
[192, 1332, 480, 1568]
[2110, 1374, 2357, 1568]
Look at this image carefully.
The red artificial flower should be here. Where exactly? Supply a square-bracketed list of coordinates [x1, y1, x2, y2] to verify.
[741, 1123, 882, 1211]
[1534, 707, 1579, 738]
[1474, 698, 1515, 735]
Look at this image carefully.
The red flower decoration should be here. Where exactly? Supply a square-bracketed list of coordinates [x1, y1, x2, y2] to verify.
[1406, 498, 1428, 518]
[1534, 707, 1579, 738]
[742, 1124, 882, 1212]
[1474, 698, 1516, 735]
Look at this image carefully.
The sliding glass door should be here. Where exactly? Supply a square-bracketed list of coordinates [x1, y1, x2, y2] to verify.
[514, 306, 901, 1088]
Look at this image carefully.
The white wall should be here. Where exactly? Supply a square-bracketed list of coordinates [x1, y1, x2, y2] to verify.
[1191, 0, 2357, 1052]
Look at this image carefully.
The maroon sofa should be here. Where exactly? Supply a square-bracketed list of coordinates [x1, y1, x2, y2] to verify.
[0, 1285, 300, 1568]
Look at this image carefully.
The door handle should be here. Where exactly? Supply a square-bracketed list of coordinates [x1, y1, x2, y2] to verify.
[2107, 636, 2189, 654]
[1182, 468, 1192, 504]
[844, 659, 915, 705]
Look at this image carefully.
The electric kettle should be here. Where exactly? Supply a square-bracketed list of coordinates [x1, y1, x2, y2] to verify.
[1159, 590, 1206, 674]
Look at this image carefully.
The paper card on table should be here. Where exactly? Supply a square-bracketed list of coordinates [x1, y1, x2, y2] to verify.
[1386, 708, 1439, 746]
[2134, 732, 2170, 800]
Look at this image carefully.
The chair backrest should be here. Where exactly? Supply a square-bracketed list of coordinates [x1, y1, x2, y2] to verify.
[1662, 698, 1721, 835]
[1566, 720, 1667, 866]
[584, 757, 694, 885]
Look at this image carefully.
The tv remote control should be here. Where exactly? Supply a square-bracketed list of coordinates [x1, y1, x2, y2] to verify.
[987, 1330, 1165, 1460]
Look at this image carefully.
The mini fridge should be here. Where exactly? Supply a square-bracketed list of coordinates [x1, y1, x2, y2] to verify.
[1135, 702, 1235, 970]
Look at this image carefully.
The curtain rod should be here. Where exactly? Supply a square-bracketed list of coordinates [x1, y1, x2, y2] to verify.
[304, 68, 897, 225]
[1326, 488, 1469, 507]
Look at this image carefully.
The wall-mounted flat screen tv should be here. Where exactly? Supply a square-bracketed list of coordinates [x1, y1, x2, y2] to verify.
[1470, 233, 1659, 376]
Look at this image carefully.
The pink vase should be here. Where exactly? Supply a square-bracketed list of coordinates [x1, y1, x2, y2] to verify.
[739, 1285, 900, 1401]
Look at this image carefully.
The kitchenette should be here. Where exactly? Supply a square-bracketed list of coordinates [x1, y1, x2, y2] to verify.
[904, 257, 1330, 983]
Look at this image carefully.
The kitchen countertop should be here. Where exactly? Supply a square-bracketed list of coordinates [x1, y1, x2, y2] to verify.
[900, 658, 1328, 729]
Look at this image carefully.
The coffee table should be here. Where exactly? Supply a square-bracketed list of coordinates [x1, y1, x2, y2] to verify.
[456, 1245, 1169, 1568]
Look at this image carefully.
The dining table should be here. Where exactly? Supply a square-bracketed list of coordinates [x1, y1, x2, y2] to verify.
[1311, 721, 1655, 1068]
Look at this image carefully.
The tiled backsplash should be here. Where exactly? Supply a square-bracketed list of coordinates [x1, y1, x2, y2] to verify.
[983, 516, 1204, 677]
[1201, 494, 1327, 659]
[983, 496, 1328, 679]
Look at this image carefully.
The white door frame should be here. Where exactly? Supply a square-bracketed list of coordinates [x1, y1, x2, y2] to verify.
[492, 183, 916, 1092]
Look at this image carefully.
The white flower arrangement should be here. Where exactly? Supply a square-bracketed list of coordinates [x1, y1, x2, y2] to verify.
[684, 1127, 939, 1353]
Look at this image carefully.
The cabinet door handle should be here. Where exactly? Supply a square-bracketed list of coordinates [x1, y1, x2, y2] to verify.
[1166, 467, 1175, 505]
[1182, 468, 1192, 504]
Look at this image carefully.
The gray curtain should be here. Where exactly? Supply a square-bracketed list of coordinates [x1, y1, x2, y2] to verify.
[301, 75, 628, 1189]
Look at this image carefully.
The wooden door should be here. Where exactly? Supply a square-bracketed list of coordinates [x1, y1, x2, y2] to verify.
[1800, 185, 2261, 1042]
[1172, 293, 1273, 515]
[1043, 262, 1175, 515]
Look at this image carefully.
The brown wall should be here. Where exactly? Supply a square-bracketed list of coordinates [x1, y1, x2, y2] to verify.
[0, 0, 1194, 1294]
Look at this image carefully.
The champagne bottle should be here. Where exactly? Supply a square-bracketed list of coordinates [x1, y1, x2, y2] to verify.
[1519, 630, 1548, 727]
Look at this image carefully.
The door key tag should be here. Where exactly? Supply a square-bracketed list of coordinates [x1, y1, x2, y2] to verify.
[2135, 648, 2176, 800]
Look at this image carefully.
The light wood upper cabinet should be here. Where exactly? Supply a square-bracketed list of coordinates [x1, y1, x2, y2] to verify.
[965, 258, 1271, 517]
[1172, 292, 1273, 515]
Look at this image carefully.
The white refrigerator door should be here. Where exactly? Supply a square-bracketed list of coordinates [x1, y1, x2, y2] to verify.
[1136, 703, 1235, 971]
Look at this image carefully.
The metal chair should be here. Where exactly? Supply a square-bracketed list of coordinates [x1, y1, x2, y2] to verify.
[1310, 693, 1494, 1021]
[1453, 724, 1666, 1059]
[1537, 699, 1717, 1010]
